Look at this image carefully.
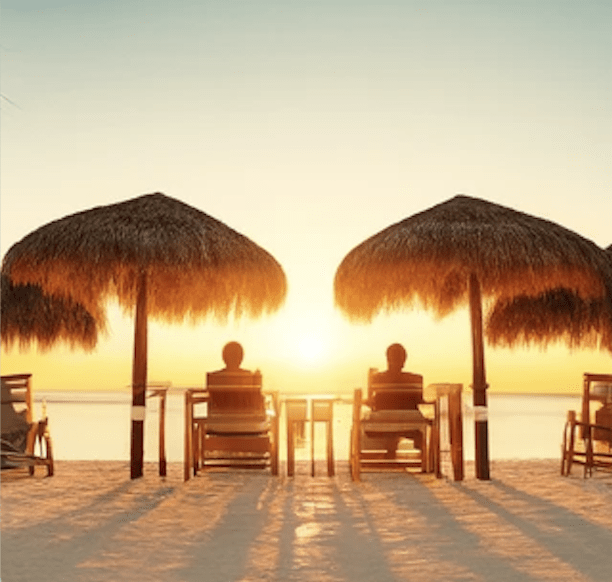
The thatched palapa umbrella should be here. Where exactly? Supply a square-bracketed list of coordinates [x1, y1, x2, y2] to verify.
[334, 195, 609, 479]
[2, 193, 287, 478]
[486, 245, 612, 353]
[1, 273, 102, 352]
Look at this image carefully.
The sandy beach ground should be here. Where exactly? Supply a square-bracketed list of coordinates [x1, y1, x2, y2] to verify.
[2, 460, 612, 582]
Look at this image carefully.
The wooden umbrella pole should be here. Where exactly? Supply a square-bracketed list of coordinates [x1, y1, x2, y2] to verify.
[468, 273, 490, 480]
[130, 271, 148, 479]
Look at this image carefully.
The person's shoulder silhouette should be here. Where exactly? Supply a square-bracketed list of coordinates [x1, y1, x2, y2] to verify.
[370, 343, 423, 410]
[206, 342, 262, 411]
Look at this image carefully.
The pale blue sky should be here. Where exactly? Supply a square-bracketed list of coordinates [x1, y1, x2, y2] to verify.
[1, 0, 610, 393]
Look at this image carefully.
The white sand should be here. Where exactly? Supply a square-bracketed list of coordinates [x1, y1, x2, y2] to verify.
[2, 460, 612, 582]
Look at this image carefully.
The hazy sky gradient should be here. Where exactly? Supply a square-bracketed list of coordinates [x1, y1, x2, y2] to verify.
[1, 0, 610, 394]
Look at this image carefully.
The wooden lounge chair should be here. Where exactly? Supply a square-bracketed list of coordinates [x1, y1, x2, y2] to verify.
[184, 371, 279, 478]
[350, 369, 434, 481]
[1, 374, 53, 477]
[561, 373, 612, 477]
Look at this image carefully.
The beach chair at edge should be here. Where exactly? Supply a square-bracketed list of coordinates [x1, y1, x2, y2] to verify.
[1, 374, 54, 477]
[350, 369, 435, 481]
[185, 372, 279, 478]
[561, 373, 612, 477]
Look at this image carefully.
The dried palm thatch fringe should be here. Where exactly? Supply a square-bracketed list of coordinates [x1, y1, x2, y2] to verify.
[334, 195, 609, 322]
[1, 193, 287, 323]
[486, 245, 612, 353]
[1, 274, 103, 352]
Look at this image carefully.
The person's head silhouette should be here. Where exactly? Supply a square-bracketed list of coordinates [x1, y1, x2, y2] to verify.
[386, 343, 407, 373]
[222, 341, 244, 371]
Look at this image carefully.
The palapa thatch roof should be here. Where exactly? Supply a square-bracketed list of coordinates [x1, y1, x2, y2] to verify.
[486, 245, 612, 353]
[334, 195, 609, 322]
[1, 274, 102, 352]
[1, 193, 287, 323]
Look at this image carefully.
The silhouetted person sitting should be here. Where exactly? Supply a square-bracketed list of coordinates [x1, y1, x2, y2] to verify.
[368, 343, 424, 410]
[207, 342, 263, 414]
[366, 343, 425, 457]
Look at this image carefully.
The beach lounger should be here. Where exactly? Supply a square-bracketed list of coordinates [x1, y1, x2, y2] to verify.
[561, 373, 612, 477]
[184, 372, 279, 479]
[350, 369, 434, 481]
[1, 374, 54, 477]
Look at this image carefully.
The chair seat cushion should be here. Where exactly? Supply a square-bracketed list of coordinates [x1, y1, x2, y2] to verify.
[362, 409, 429, 434]
[206, 414, 269, 434]
[365, 409, 426, 422]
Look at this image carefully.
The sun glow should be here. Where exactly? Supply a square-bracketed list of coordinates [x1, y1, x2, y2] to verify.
[297, 333, 328, 365]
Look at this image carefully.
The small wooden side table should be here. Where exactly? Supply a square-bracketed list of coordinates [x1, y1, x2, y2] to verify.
[285, 396, 335, 477]
[311, 398, 335, 477]
[285, 398, 308, 477]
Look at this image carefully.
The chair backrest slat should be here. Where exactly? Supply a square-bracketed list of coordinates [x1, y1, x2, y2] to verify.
[206, 372, 264, 414]
[368, 367, 424, 411]
[1, 373, 33, 424]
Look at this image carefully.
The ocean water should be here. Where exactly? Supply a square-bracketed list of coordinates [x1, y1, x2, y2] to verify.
[32, 391, 583, 463]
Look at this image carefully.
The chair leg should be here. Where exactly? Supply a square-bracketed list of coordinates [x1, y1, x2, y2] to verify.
[354, 435, 359, 480]
[585, 426, 594, 478]
[350, 424, 362, 482]
[430, 419, 441, 478]
[420, 428, 428, 473]
[311, 415, 316, 477]
[561, 420, 571, 476]
[327, 419, 334, 477]
[287, 421, 295, 477]
[565, 414, 577, 477]
[272, 393, 280, 476]
[191, 424, 198, 476]
[275, 409, 280, 475]
[184, 393, 192, 482]
[351, 390, 362, 482]
[43, 431, 54, 477]
[199, 425, 206, 474]
[349, 425, 356, 480]
[26, 424, 38, 476]
[271, 414, 279, 476]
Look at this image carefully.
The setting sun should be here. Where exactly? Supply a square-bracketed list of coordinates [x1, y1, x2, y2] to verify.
[297, 333, 328, 365]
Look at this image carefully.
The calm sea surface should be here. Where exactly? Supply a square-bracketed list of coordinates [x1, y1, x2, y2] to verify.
[33, 391, 582, 463]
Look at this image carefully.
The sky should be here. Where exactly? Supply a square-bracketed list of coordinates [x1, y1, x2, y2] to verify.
[1, 0, 611, 396]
